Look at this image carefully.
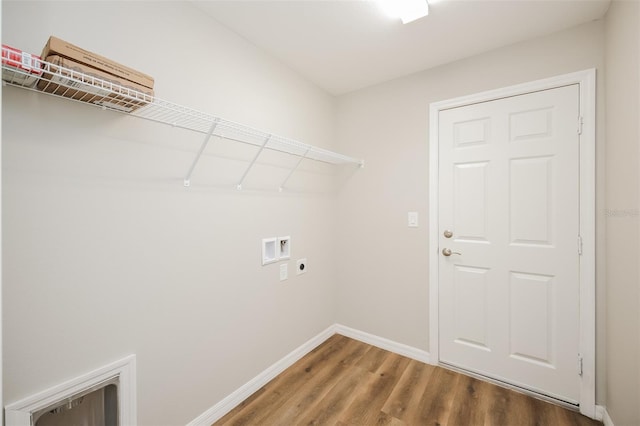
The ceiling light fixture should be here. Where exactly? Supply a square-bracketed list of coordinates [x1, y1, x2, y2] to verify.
[379, 0, 429, 24]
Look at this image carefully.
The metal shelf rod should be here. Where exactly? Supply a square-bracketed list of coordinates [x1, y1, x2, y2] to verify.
[237, 135, 271, 190]
[279, 149, 309, 192]
[184, 120, 219, 187]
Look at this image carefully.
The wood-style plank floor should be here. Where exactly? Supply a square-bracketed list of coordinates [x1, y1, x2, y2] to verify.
[214, 334, 602, 426]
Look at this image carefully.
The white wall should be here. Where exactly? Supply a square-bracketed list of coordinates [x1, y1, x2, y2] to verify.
[335, 20, 607, 401]
[604, 1, 640, 424]
[4, 2, 639, 425]
[2, 2, 340, 425]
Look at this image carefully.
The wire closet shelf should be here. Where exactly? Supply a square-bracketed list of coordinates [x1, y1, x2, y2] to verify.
[1, 48, 364, 189]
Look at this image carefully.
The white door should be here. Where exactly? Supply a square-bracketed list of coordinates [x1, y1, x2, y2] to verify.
[438, 84, 581, 403]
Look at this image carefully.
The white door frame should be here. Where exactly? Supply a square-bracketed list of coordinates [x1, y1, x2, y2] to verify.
[428, 69, 596, 418]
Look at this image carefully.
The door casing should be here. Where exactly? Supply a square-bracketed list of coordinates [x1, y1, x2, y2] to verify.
[428, 69, 596, 418]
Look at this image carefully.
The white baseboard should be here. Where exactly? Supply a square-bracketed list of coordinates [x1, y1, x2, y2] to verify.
[186, 325, 335, 426]
[187, 323, 430, 425]
[334, 324, 430, 364]
[596, 405, 615, 426]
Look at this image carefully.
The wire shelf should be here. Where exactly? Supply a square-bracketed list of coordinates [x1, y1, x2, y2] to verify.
[2, 47, 364, 188]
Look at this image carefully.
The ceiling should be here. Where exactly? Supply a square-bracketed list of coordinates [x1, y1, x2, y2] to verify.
[192, 0, 611, 95]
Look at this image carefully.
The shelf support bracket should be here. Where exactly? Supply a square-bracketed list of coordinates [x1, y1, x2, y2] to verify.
[237, 135, 271, 190]
[184, 120, 219, 187]
[279, 149, 309, 192]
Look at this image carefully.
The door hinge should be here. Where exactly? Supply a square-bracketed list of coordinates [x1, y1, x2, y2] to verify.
[578, 355, 584, 376]
[578, 116, 584, 135]
[578, 235, 583, 255]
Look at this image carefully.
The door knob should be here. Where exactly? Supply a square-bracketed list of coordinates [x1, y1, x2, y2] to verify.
[442, 248, 461, 256]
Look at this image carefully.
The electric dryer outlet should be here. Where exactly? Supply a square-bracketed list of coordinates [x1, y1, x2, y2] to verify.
[296, 258, 307, 275]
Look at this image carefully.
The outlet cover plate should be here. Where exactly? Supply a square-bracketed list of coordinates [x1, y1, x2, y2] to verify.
[408, 212, 418, 227]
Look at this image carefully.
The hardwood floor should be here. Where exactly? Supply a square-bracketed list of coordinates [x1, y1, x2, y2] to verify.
[214, 335, 602, 426]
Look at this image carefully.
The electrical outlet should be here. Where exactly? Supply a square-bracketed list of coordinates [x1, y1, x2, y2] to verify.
[296, 258, 307, 275]
[280, 263, 288, 281]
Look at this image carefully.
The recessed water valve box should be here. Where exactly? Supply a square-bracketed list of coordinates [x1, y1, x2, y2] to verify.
[278, 236, 291, 260]
[262, 238, 277, 265]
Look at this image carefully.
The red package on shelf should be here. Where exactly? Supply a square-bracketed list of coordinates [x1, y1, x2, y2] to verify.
[2, 44, 43, 87]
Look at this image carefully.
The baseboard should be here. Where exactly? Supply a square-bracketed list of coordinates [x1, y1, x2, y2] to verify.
[334, 324, 430, 364]
[596, 405, 614, 426]
[186, 325, 335, 426]
[187, 323, 430, 425]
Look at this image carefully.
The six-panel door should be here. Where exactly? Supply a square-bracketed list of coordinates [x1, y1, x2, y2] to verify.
[438, 85, 581, 403]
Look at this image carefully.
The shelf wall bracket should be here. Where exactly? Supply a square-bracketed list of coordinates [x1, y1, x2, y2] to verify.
[184, 120, 219, 187]
[237, 135, 271, 190]
[279, 149, 309, 192]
